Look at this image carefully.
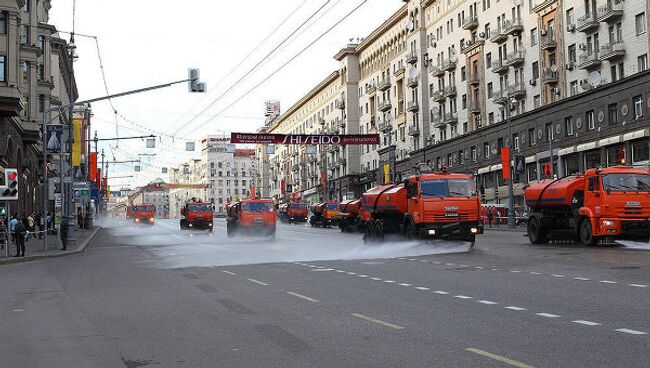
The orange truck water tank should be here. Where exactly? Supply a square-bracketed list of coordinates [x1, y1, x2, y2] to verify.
[310, 202, 326, 215]
[525, 176, 585, 208]
[339, 199, 361, 215]
[362, 184, 408, 214]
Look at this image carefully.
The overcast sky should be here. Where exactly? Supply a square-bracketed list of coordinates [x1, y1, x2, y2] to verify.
[49, 0, 402, 188]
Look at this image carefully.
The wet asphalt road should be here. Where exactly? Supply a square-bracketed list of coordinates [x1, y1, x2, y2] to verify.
[0, 218, 649, 367]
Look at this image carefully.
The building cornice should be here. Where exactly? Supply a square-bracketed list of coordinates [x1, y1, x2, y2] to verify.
[355, 4, 408, 54]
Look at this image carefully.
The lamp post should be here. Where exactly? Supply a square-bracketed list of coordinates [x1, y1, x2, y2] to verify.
[500, 97, 516, 229]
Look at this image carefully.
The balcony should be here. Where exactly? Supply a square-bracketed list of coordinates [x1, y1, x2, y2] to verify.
[378, 100, 392, 112]
[542, 68, 558, 84]
[489, 27, 508, 43]
[461, 16, 478, 30]
[461, 38, 485, 54]
[492, 90, 508, 105]
[597, 2, 623, 23]
[507, 83, 526, 100]
[406, 51, 418, 64]
[394, 66, 405, 78]
[430, 64, 445, 77]
[541, 35, 556, 50]
[407, 76, 419, 88]
[432, 115, 444, 127]
[599, 42, 625, 61]
[505, 49, 525, 67]
[21, 121, 41, 144]
[491, 59, 509, 74]
[468, 101, 482, 114]
[407, 100, 419, 112]
[576, 13, 599, 32]
[532, 0, 554, 12]
[378, 120, 392, 132]
[443, 85, 457, 98]
[468, 73, 480, 85]
[366, 85, 376, 95]
[336, 100, 345, 110]
[503, 18, 523, 35]
[432, 89, 446, 102]
[578, 52, 601, 69]
[378, 78, 391, 91]
[442, 58, 457, 72]
[408, 125, 420, 136]
[443, 112, 458, 124]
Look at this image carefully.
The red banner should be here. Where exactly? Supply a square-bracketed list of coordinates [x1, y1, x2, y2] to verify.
[501, 147, 511, 180]
[231, 133, 380, 145]
[96, 169, 101, 189]
[89, 152, 97, 181]
[281, 179, 285, 195]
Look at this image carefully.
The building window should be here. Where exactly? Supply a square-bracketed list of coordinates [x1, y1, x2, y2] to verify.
[488, 112, 494, 125]
[533, 95, 541, 109]
[567, 44, 576, 62]
[461, 66, 466, 81]
[486, 52, 492, 68]
[37, 64, 45, 81]
[532, 61, 539, 80]
[459, 150, 465, 164]
[23, 0, 29, 12]
[586, 110, 595, 130]
[636, 13, 646, 35]
[530, 28, 537, 46]
[37, 35, 45, 51]
[20, 96, 29, 119]
[483, 142, 490, 158]
[570, 81, 578, 96]
[0, 12, 6, 34]
[513, 133, 520, 151]
[0, 55, 5, 82]
[21, 61, 29, 85]
[638, 54, 648, 72]
[487, 82, 493, 98]
[545, 123, 553, 141]
[38, 94, 45, 113]
[608, 103, 618, 124]
[20, 25, 29, 45]
[471, 146, 477, 162]
[565, 116, 574, 136]
[528, 128, 536, 145]
[632, 141, 649, 164]
[462, 94, 467, 109]
[633, 95, 643, 119]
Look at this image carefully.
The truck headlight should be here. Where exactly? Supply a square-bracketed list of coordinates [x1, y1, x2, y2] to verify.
[188, 223, 193, 227]
[470, 227, 479, 234]
[602, 220, 615, 227]
[428, 229, 436, 235]
[208, 223, 212, 227]
[135, 218, 140, 222]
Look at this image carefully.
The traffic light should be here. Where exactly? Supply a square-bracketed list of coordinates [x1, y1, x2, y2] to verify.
[188, 68, 206, 93]
[0, 169, 18, 200]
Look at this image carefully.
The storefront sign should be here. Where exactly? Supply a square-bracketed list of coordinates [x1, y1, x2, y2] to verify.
[231, 133, 380, 145]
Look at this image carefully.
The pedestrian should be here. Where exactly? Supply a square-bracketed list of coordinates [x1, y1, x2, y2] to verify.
[47, 213, 53, 234]
[9, 214, 18, 244]
[27, 213, 35, 232]
[0, 216, 6, 250]
[487, 206, 493, 228]
[37, 213, 43, 239]
[14, 218, 26, 257]
[60, 221, 69, 251]
[493, 206, 500, 227]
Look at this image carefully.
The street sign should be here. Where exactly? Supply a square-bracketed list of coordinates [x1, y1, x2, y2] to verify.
[54, 193, 62, 207]
[231, 133, 380, 145]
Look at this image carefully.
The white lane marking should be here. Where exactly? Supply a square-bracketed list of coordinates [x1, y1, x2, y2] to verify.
[397, 258, 406, 260]
[346, 272, 356, 275]
[629, 284, 647, 288]
[551, 274, 565, 278]
[408, 258, 418, 261]
[474, 266, 484, 269]
[460, 264, 468, 267]
[433, 261, 441, 265]
[599, 280, 618, 284]
[414, 286, 430, 291]
[505, 306, 527, 311]
[434, 290, 450, 295]
[13, 309, 24, 312]
[420, 260, 428, 263]
[574, 277, 590, 281]
[454, 295, 472, 299]
[358, 275, 368, 278]
[312, 268, 334, 272]
[536, 313, 561, 318]
[315, 266, 325, 269]
[478, 300, 498, 305]
[529, 272, 541, 275]
[445, 263, 455, 266]
[510, 270, 522, 273]
[615, 328, 647, 335]
[491, 268, 501, 271]
[384, 280, 396, 283]
[335, 270, 346, 273]
[307, 265, 317, 268]
[398, 283, 412, 287]
[572, 320, 601, 326]
[370, 277, 382, 281]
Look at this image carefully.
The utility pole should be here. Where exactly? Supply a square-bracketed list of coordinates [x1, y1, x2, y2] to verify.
[503, 98, 516, 229]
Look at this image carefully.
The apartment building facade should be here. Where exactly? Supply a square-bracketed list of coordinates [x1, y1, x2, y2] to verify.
[259, 0, 650, 208]
[0, 0, 77, 215]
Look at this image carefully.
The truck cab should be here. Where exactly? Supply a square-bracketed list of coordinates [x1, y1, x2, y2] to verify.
[180, 201, 214, 231]
[227, 199, 276, 237]
[133, 204, 155, 225]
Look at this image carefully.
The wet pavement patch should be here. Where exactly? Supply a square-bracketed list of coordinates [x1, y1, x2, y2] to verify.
[255, 324, 311, 353]
[195, 283, 217, 293]
[216, 298, 254, 315]
[121, 357, 160, 368]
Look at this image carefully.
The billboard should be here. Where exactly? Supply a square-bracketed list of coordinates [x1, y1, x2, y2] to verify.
[231, 133, 380, 145]
[46, 124, 63, 154]
[72, 119, 82, 166]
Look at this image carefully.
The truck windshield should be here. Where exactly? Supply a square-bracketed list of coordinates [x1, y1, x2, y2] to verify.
[136, 206, 154, 212]
[326, 204, 338, 210]
[420, 179, 474, 198]
[188, 204, 212, 212]
[242, 202, 274, 212]
[290, 204, 307, 209]
[602, 174, 650, 192]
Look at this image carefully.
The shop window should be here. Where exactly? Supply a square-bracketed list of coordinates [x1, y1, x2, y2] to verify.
[564, 155, 580, 176]
[584, 151, 601, 169]
[632, 141, 649, 164]
[607, 146, 626, 165]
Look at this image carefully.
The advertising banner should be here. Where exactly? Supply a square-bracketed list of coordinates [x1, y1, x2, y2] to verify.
[46, 124, 63, 154]
[72, 119, 83, 166]
[89, 152, 97, 181]
[501, 147, 511, 180]
[231, 133, 380, 145]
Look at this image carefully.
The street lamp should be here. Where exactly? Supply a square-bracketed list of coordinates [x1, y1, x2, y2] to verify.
[498, 97, 516, 229]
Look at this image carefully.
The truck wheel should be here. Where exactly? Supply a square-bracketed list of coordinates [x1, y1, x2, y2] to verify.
[375, 220, 385, 243]
[579, 219, 597, 246]
[527, 218, 548, 244]
[363, 221, 375, 243]
[180, 220, 186, 230]
[405, 220, 416, 240]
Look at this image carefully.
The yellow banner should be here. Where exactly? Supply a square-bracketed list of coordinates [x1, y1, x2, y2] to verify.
[72, 119, 82, 166]
[383, 163, 391, 184]
[106, 186, 110, 202]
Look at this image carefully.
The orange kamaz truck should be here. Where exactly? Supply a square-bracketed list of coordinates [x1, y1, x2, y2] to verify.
[336, 199, 371, 233]
[309, 201, 340, 228]
[227, 198, 276, 237]
[180, 201, 214, 231]
[279, 202, 309, 223]
[133, 204, 155, 225]
[362, 166, 482, 245]
[525, 166, 650, 246]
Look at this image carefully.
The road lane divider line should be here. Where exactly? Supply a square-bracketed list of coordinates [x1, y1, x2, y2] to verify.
[551, 274, 565, 278]
[599, 280, 618, 284]
[535, 313, 561, 318]
[628, 283, 647, 288]
[398, 283, 412, 287]
[573, 277, 590, 281]
[505, 306, 527, 311]
[222, 270, 237, 275]
[454, 295, 472, 299]
[572, 320, 601, 326]
[615, 328, 647, 335]
[434, 290, 450, 295]
[351, 313, 404, 330]
[286, 291, 319, 303]
[370, 277, 382, 281]
[414, 286, 430, 291]
[478, 300, 498, 305]
[247, 278, 269, 286]
[465, 348, 536, 368]
[383, 280, 396, 283]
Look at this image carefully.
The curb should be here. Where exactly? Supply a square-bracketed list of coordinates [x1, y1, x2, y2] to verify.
[0, 227, 101, 265]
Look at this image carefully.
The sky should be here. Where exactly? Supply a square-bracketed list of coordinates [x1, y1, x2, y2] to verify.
[49, 0, 403, 189]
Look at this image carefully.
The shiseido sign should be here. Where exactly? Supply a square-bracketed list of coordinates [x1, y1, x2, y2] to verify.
[231, 133, 380, 145]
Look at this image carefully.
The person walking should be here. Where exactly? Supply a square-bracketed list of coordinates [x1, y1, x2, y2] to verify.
[14, 218, 26, 257]
[0, 216, 6, 250]
[9, 214, 18, 244]
[487, 206, 493, 228]
[36, 213, 43, 239]
[60, 221, 69, 251]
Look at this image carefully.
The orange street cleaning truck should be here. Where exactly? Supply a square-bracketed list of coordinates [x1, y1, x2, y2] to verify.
[525, 166, 650, 246]
[336, 199, 371, 233]
[227, 198, 276, 237]
[362, 166, 482, 245]
[309, 201, 340, 228]
[279, 202, 309, 223]
[180, 201, 214, 231]
[133, 204, 155, 225]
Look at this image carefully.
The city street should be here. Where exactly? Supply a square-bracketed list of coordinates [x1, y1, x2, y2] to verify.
[0, 220, 649, 367]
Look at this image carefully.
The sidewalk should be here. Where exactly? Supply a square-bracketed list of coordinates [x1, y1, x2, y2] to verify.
[0, 226, 101, 265]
